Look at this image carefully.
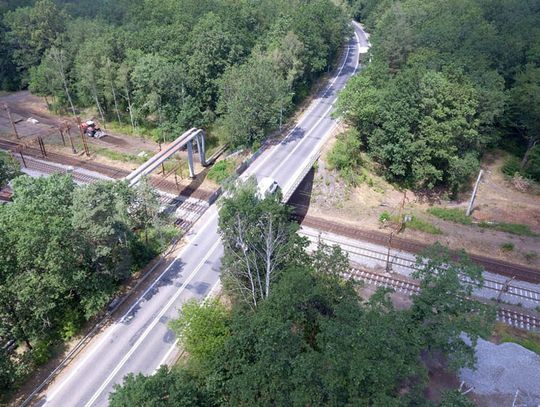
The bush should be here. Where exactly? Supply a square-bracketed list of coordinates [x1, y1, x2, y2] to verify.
[427, 207, 472, 225]
[379, 211, 392, 223]
[479, 221, 537, 237]
[406, 216, 443, 235]
[327, 130, 362, 185]
[524, 144, 540, 182]
[31, 340, 52, 366]
[502, 156, 521, 177]
[500, 242, 514, 252]
[207, 159, 235, 184]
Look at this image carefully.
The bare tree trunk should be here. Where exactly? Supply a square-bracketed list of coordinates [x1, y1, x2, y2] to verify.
[106, 59, 122, 124]
[52, 48, 76, 116]
[521, 138, 538, 169]
[92, 85, 106, 128]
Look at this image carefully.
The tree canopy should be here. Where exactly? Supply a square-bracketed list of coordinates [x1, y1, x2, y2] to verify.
[338, 0, 540, 190]
[1, 0, 350, 147]
[110, 185, 494, 407]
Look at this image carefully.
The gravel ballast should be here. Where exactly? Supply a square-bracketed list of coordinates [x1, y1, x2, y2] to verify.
[460, 338, 540, 404]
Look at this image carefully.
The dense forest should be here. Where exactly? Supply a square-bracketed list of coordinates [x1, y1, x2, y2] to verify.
[337, 0, 540, 191]
[109, 181, 494, 406]
[0, 0, 349, 146]
[0, 175, 171, 398]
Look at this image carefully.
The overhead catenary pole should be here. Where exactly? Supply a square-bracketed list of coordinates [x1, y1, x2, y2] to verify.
[466, 169, 484, 216]
[3, 103, 20, 139]
[65, 123, 76, 154]
[58, 127, 66, 146]
[76, 116, 90, 156]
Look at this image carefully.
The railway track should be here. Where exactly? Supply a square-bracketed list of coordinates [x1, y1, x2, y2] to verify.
[301, 229, 540, 307]
[344, 266, 540, 332]
[296, 214, 540, 284]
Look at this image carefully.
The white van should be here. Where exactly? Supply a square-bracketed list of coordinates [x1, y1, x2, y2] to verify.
[257, 177, 279, 198]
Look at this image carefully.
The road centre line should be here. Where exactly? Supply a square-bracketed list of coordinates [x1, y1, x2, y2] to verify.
[246, 35, 356, 177]
[46, 210, 219, 403]
[152, 279, 222, 374]
[84, 239, 222, 407]
[268, 42, 354, 180]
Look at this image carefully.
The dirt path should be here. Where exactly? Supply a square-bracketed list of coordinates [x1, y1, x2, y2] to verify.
[298, 137, 540, 268]
[0, 91, 158, 156]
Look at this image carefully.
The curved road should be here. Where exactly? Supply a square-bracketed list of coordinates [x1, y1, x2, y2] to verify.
[40, 22, 369, 407]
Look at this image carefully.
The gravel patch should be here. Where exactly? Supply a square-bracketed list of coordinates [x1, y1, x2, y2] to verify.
[460, 339, 540, 405]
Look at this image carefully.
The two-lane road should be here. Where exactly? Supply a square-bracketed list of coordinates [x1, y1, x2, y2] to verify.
[41, 22, 368, 407]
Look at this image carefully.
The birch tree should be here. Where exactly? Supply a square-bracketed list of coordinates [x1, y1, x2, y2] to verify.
[218, 178, 306, 309]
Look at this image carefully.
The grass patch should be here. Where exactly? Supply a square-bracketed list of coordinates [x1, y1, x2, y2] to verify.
[493, 323, 540, 355]
[479, 221, 538, 237]
[94, 148, 148, 165]
[106, 121, 156, 140]
[379, 211, 443, 235]
[500, 242, 514, 252]
[207, 159, 235, 184]
[427, 207, 472, 225]
[405, 216, 443, 235]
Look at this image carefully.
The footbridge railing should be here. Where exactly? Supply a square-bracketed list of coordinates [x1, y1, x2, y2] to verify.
[126, 128, 207, 187]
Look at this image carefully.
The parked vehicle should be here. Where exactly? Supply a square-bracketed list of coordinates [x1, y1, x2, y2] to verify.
[80, 120, 106, 139]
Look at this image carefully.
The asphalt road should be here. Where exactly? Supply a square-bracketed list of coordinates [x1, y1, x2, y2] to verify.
[40, 22, 368, 407]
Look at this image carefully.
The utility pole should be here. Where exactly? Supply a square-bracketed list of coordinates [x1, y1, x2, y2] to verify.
[17, 148, 27, 168]
[466, 169, 484, 216]
[385, 231, 394, 273]
[58, 127, 66, 146]
[37, 137, 47, 157]
[3, 103, 20, 139]
[76, 116, 90, 156]
[65, 122, 76, 154]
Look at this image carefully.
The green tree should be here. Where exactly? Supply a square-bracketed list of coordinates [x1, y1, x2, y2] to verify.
[410, 243, 495, 370]
[4, 0, 66, 83]
[217, 57, 290, 147]
[0, 175, 82, 347]
[130, 177, 160, 244]
[0, 151, 20, 188]
[109, 367, 213, 407]
[72, 181, 134, 280]
[509, 64, 540, 169]
[169, 299, 230, 369]
[218, 179, 305, 308]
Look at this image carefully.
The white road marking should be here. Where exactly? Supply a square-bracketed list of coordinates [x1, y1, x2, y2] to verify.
[152, 279, 222, 374]
[84, 239, 222, 407]
[46, 209, 219, 403]
[246, 32, 358, 178]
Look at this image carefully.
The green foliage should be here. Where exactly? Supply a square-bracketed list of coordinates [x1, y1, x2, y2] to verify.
[500, 242, 515, 252]
[2, 0, 348, 151]
[110, 367, 213, 407]
[326, 130, 363, 185]
[411, 243, 495, 370]
[439, 390, 475, 407]
[0, 150, 20, 188]
[207, 159, 235, 184]
[379, 211, 392, 223]
[405, 216, 443, 235]
[217, 56, 290, 147]
[502, 156, 522, 177]
[524, 144, 540, 182]
[169, 299, 230, 368]
[0, 175, 169, 396]
[427, 207, 472, 225]
[338, 0, 540, 192]
[31, 340, 52, 366]
[479, 221, 538, 237]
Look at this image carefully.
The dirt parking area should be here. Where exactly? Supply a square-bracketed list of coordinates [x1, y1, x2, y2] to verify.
[0, 91, 158, 157]
[304, 137, 540, 268]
